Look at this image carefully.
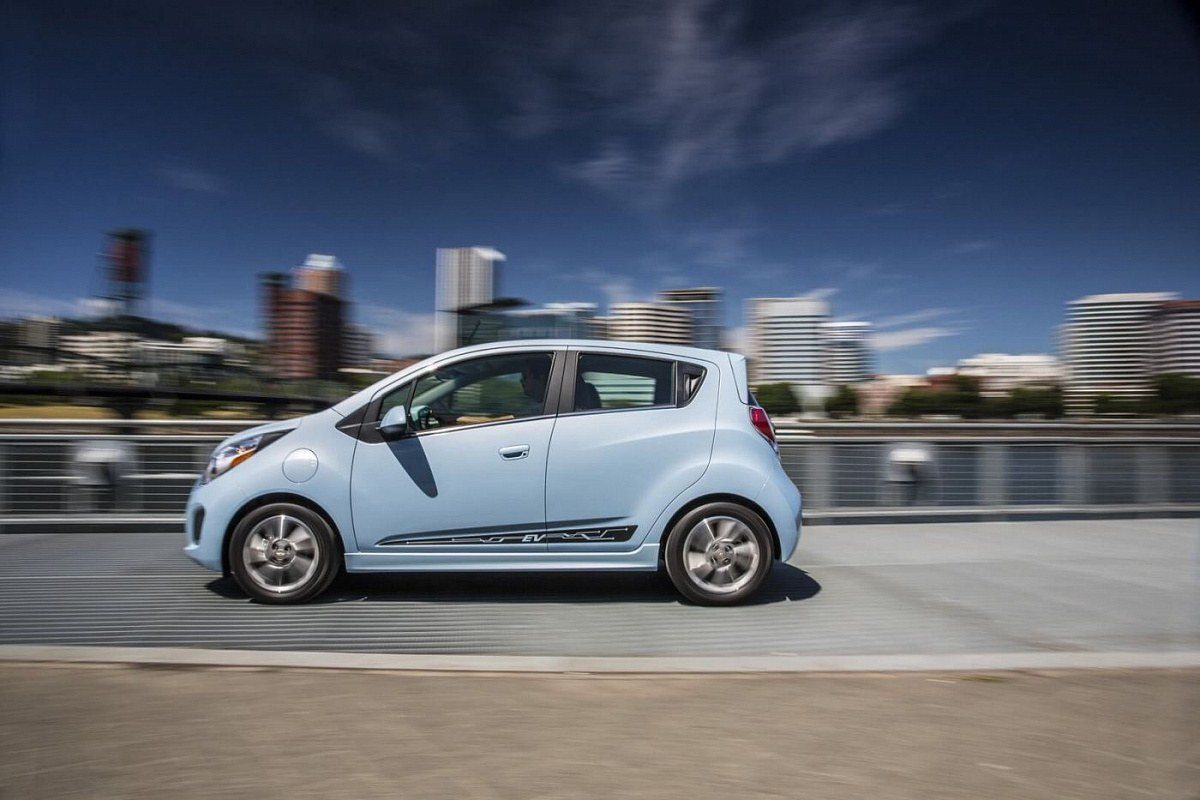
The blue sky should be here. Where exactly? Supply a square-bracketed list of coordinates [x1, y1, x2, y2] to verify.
[2, 0, 1199, 371]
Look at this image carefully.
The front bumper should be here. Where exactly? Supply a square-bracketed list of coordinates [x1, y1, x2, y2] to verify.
[183, 476, 245, 573]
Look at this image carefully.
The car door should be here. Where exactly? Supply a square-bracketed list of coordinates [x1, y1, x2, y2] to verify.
[350, 349, 562, 553]
[543, 348, 717, 553]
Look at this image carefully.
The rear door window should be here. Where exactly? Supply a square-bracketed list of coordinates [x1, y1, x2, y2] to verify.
[574, 353, 675, 411]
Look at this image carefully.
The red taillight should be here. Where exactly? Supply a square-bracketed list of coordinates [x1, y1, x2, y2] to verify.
[749, 405, 776, 448]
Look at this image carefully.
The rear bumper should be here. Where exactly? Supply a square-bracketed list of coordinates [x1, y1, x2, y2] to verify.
[755, 470, 802, 562]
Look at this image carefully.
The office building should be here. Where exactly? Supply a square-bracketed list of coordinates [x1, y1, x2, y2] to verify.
[658, 287, 724, 349]
[1062, 292, 1177, 411]
[746, 296, 831, 397]
[1153, 300, 1200, 376]
[18, 316, 62, 352]
[453, 302, 600, 345]
[262, 254, 348, 381]
[953, 353, 1062, 396]
[821, 321, 873, 385]
[435, 246, 504, 351]
[342, 323, 375, 368]
[295, 254, 345, 297]
[607, 302, 692, 345]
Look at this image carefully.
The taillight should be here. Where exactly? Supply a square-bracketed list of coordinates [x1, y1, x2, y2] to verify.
[749, 405, 777, 450]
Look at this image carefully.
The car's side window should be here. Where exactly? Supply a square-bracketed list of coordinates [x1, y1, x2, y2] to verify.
[378, 381, 413, 422]
[574, 353, 675, 411]
[407, 352, 553, 432]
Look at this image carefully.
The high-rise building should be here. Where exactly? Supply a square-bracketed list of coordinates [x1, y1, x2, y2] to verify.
[452, 302, 599, 345]
[607, 302, 692, 345]
[1153, 300, 1200, 376]
[1062, 292, 1177, 411]
[658, 287, 724, 349]
[953, 353, 1062, 396]
[342, 323, 375, 368]
[102, 229, 149, 318]
[295, 254, 345, 297]
[435, 247, 503, 351]
[17, 316, 62, 358]
[821, 321, 873, 385]
[746, 296, 831, 398]
[262, 254, 348, 381]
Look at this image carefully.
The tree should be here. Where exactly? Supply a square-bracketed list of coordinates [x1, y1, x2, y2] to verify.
[754, 382, 799, 415]
[1093, 393, 1143, 416]
[1154, 373, 1200, 415]
[886, 375, 985, 418]
[824, 384, 860, 418]
[1004, 385, 1064, 419]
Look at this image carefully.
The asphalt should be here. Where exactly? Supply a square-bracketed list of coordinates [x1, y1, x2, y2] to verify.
[0, 518, 1196, 659]
[1, 663, 1196, 800]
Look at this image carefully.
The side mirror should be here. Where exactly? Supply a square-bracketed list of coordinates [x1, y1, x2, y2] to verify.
[378, 405, 410, 438]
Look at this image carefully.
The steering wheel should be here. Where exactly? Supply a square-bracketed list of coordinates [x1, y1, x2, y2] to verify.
[415, 405, 436, 430]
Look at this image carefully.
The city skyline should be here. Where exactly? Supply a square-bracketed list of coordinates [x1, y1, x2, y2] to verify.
[2, 1, 1199, 373]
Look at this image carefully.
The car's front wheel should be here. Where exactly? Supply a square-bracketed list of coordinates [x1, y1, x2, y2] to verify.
[664, 502, 773, 605]
[228, 503, 339, 604]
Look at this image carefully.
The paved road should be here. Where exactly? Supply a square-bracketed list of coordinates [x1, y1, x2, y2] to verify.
[4, 664, 1196, 800]
[0, 519, 1196, 657]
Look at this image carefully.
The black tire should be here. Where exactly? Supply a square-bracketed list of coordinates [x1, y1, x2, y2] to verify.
[228, 502, 340, 604]
[663, 501, 773, 606]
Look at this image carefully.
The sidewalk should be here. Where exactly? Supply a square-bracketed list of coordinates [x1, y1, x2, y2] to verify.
[1, 662, 1195, 800]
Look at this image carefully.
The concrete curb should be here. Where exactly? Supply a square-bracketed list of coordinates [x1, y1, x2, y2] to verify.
[2, 645, 1198, 674]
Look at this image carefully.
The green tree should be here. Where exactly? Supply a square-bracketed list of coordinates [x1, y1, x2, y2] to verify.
[1004, 385, 1064, 419]
[824, 384, 860, 418]
[754, 382, 799, 415]
[886, 375, 987, 418]
[1154, 373, 1200, 415]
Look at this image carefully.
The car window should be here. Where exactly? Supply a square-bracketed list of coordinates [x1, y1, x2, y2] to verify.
[378, 382, 413, 422]
[574, 353, 674, 411]
[407, 352, 553, 432]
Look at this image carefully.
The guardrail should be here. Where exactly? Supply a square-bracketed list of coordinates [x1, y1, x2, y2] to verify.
[0, 418, 1197, 531]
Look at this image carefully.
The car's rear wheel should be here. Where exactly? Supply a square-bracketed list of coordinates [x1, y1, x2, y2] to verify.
[663, 502, 773, 605]
[228, 503, 339, 604]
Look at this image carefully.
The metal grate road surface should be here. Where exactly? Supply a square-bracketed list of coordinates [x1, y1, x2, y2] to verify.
[0, 520, 1196, 657]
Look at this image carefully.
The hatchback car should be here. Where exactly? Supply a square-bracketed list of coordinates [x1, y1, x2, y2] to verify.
[185, 340, 801, 605]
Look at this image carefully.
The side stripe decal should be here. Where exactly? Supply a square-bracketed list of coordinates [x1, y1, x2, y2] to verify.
[379, 526, 637, 546]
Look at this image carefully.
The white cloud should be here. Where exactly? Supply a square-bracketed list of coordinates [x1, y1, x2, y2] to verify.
[359, 305, 436, 356]
[0, 288, 256, 338]
[799, 287, 839, 302]
[307, 76, 406, 163]
[158, 165, 225, 194]
[506, 1, 937, 205]
[875, 307, 955, 329]
[871, 325, 961, 351]
[947, 239, 995, 255]
[0, 289, 93, 319]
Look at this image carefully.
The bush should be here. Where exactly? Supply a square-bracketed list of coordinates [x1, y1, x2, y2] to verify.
[754, 382, 799, 415]
[824, 384, 859, 418]
[1154, 373, 1200, 415]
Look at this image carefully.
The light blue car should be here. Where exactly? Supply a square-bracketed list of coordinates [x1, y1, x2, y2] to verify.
[184, 340, 801, 605]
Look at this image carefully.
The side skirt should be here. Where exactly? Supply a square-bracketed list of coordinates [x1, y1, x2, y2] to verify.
[343, 544, 661, 573]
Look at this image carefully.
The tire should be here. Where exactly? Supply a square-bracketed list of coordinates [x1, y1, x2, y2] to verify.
[228, 502, 340, 604]
[663, 502, 773, 605]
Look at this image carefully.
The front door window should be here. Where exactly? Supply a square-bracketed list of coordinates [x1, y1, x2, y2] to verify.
[408, 352, 553, 432]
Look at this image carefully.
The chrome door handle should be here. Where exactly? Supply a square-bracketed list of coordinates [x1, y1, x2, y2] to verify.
[498, 444, 530, 460]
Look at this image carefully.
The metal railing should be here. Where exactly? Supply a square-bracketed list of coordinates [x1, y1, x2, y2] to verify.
[0, 418, 1197, 530]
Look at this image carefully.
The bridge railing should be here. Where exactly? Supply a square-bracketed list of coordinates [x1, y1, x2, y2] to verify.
[0, 418, 1197, 531]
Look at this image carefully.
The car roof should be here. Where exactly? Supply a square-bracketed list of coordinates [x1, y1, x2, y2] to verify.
[442, 338, 730, 361]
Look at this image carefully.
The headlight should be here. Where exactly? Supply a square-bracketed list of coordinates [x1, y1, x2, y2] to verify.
[202, 435, 265, 484]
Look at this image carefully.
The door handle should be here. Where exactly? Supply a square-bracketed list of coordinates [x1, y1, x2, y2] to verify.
[498, 444, 530, 460]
